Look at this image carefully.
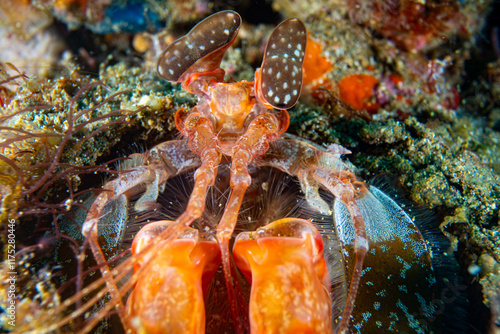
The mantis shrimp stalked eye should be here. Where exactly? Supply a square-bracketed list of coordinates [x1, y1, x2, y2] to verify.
[256, 18, 307, 109]
[30, 10, 467, 334]
[157, 11, 241, 82]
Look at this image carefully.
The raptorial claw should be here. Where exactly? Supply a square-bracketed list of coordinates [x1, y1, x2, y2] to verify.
[233, 218, 332, 334]
[125, 221, 221, 334]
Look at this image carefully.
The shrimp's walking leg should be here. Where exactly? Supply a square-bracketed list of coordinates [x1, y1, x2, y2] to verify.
[216, 114, 281, 333]
[82, 164, 169, 322]
[310, 168, 368, 333]
[233, 218, 333, 333]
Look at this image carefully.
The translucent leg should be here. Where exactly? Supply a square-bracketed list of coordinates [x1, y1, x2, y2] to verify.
[82, 165, 167, 323]
[311, 168, 368, 334]
[233, 218, 332, 333]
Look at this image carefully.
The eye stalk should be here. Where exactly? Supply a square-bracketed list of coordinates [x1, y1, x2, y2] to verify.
[157, 10, 241, 82]
[257, 18, 307, 110]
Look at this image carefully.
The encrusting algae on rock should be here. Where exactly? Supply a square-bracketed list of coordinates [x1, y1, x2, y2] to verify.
[0, 0, 499, 332]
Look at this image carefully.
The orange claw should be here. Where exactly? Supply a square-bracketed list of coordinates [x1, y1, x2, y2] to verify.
[233, 218, 333, 334]
[125, 221, 221, 334]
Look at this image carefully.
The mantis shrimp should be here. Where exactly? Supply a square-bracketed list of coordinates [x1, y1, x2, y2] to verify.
[34, 10, 466, 334]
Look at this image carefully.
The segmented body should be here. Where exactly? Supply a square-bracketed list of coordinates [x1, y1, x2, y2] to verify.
[27, 10, 466, 334]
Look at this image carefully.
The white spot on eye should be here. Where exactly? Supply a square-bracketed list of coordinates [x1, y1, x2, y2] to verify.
[293, 65, 298, 73]
[224, 29, 230, 35]
[277, 71, 281, 79]
[281, 37, 286, 42]
[293, 89, 298, 96]
[284, 94, 291, 104]
[283, 53, 289, 58]
[267, 67, 273, 75]
[288, 43, 292, 48]
[274, 96, 280, 104]
[267, 89, 273, 97]
[177, 63, 182, 67]
[283, 82, 288, 89]
[212, 30, 216, 35]
[297, 43, 302, 51]
[285, 65, 289, 71]
[272, 43, 276, 49]
[199, 45, 205, 50]
[173, 49, 180, 56]
[294, 49, 300, 57]
[168, 69, 174, 75]
[210, 39, 215, 43]
[188, 43, 194, 49]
